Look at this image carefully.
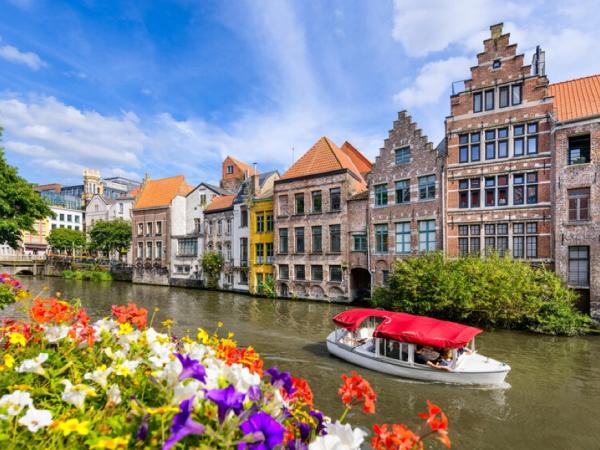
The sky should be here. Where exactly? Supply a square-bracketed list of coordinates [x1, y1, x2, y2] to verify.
[0, 0, 599, 186]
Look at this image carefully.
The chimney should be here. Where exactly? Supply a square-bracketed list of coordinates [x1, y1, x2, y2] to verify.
[490, 23, 503, 40]
[532, 45, 546, 76]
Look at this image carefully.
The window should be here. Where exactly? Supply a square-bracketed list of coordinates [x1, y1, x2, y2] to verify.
[484, 89, 494, 110]
[459, 178, 480, 208]
[295, 227, 305, 253]
[256, 243, 264, 264]
[137, 242, 143, 259]
[458, 133, 479, 163]
[511, 83, 522, 105]
[147, 222, 152, 236]
[156, 221, 162, 236]
[485, 128, 508, 160]
[395, 180, 410, 204]
[330, 188, 341, 211]
[266, 243, 273, 264]
[499, 86, 509, 108]
[568, 135, 591, 165]
[239, 271, 248, 285]
[177, 238, 197, 256]
[418, 175, 436, 200]
[311, 191, 322, 213]
[458, 224, 481, 256]
[527, 122, 538, 154]
[200, 194, 207, 206]
[74, 226, 79, 231]
[240, 238, 248, 265]
[513, 222, 537, 258]
[194, 218, 202, 233]
[395, 146, 411, 164]
[118, 203, 123, 214]
[67, 214, 72, 222]
[395, 222, 411, 254]
[513, 172, 538, 205]
[227, 165, 234, 174]
[568, 188, 590, 221]
[375, 224, 388, 253]
[279, 265, 289, 280]
[382, 270, 390, 285]
[330, 224, 341, 253]
[473, 92, 482, 113]
[295, 194, 305, 214]
[217, 220, 222, 235]
[311, 265, 323, 281]
[75, 215, 80, 223]
[266, 214, 273, 232]
[418, 220, 436, 252]
[67, 225, 72, 229]
[226, 219, 232, 235]
[568, 246, 589, 286]
[60, 213, 65, 221]
[137, 223, 143, 236]
[256, 215, 265, 233]
[279, 228, 288, 253]
[513, 124, 525, 156]
[375, 184, 388, 206]
[295, 265, 305, 281]
[484, 223, 508, 256]
[492, 59, 501, 69]
[156, 241, 163, 259]
[311, 226, 322, 253]
[330, 265, 342, 282]
[146, 242, 153, 259]
[278, 195, 289, 216]
[352, 234, 367, 252]
[240, 207, 248, 227]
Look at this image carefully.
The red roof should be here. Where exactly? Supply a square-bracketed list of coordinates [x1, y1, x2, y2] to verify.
[204, 194, 235, 212]
[332, 308, 482, 349]
[340, 141, 372, 177]
[549, 74, 600, 122]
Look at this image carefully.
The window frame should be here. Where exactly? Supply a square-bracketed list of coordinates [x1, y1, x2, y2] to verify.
[395, 146, 411, 164]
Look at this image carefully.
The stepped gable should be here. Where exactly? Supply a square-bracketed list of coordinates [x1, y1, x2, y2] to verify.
[550, 74, 600, 122]
[134, 175, 193, 209]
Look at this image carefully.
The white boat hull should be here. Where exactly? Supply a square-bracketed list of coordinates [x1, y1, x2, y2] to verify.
[326, 332, 510, 386]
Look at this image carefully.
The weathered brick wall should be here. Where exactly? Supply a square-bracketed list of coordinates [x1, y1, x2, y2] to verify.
[132, 208, 170, 285]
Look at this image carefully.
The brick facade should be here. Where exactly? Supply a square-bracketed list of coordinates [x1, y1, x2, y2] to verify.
[132, 208, 170, 285]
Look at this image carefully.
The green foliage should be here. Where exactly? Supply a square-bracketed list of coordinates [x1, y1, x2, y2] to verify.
[257, 274, 277, 299]
[89, 219, 132, 257]
[0, 128, 54, 249]
[47, 228, 86, 252]
[371, 252, 591, 336]
[201, 251, 224, 289]
[0, 284, 15, 309]
[62, 270, 113, 281]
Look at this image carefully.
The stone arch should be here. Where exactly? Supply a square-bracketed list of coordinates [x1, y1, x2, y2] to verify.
[279, 283, 289, 298]
[310, 285, 324, 299]
[293, 284, 306, 298]
[328, 286, 344, 300]
[15, 269, 33, 276]
[350, 268, 371, 302]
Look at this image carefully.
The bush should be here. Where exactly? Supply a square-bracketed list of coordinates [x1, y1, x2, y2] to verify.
[201, 252, 224, 289]
[371, 252, 591, 336]
[62, 270, 113, 282]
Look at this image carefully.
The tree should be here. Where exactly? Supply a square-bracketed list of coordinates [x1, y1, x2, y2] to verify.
[47, 227, 86, 253]
[201, 251, 224, 289]
[0, 128, 54, 249]
[89, 219, 132, 259]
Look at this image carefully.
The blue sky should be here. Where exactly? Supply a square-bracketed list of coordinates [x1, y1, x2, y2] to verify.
[1, 0, 599, 186]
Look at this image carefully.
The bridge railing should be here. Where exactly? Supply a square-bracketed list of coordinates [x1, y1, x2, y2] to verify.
[0, 255, 47, 262]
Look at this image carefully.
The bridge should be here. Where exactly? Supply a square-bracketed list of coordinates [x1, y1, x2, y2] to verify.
[0, 255, 47, 276]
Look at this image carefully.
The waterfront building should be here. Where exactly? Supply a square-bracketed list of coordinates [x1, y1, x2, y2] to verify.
[132, 175, 193, 285]
[273, 137, 370, 301]
[203, 194, 236, 289]
[170, 182, 226, 287]
[21, 219, 50, 255]
[220, 156, 257, 193]
[550, 75, 600, 320]
[232, 179, 252, 292]
[248, 171, 280, 294]
[444, 23, 553, 264]
[49, 206, 84, 232]
[369, 112, 444, 286]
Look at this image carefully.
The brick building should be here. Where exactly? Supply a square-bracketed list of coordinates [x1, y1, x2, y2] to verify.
[273, 137, 370, 301]
[550, 75, 600, 319]
[369, 111, 444, 286]
[445, 23, 554, 264]
[132, 175, 193, 285]
[220, 156, 257, 193]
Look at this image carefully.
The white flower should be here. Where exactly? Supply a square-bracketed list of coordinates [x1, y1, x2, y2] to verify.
[0, 391, 32, 420]
[16, 353, 48, 376]
[152, 359, 181, 386]
[84, 366, 113, 388]
[106, 384, 121, 405]
[114, 359, 141, 377]
[43, 325, 70, 343]
[309, 421, 367, 450]
[183, 341, 212, 361]
[18, 407, 52, 432]
[147, 343, 174, 369]
[93, 318, 118, 335]
[61, 380, 95, 410]
[171, 380, 203, 405]
[104, 347, 127, 361]
[226, 363, 260, 394]
[118, 329, 141, 346]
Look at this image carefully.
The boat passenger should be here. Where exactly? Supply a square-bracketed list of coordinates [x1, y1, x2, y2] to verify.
[414, 346, 439, 365]
[427, 348, 454, 372]
[457, 346, 473, 357]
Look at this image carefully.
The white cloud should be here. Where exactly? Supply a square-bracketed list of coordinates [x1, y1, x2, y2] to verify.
[0, 43, 46, 70]
[5, 141, 51, 157]
[393, 56, 472, 108]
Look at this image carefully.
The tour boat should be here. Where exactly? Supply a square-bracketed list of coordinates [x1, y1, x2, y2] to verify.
[326, 308, 510, 385]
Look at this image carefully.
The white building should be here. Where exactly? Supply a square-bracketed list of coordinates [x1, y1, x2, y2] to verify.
[50, 206, 84, 232]
[232, 180, 250, 292]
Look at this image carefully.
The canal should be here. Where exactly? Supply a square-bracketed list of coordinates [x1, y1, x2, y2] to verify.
[4, 277, 600, 449]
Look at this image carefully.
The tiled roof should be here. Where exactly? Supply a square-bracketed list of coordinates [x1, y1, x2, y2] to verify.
[134, 176, 193, 209]
[205, 194, 235, 212]
[340, 141, 372, 176]
[549, 74, 600, 122]
[280, 136, 363, 181]
[228, 156, 258, 176]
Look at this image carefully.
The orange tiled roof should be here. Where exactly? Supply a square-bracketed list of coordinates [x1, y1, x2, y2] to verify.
[280, 136, 363, 181]
[549, 74, 600, 122]
[134, 176, 193, 209]
[205, 194, 235, 212]
[340, 141, 372, 177]
[228, 156, 258, 175]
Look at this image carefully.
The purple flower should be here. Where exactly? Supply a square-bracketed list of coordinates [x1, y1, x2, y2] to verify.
[238, 411, 286, 450]
[162, 396, 205, 450]
[205, 384, 245, 423]
[136, 414, 149, 441]
[247, 385, 262, 402]
[175, 353, 207, 383]
[309, 410, 326, 436]
[265, 367, 295, 396]
[298, 422, 311, 442]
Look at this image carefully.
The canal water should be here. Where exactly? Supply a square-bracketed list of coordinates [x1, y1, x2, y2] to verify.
[4, 277, 600, 449]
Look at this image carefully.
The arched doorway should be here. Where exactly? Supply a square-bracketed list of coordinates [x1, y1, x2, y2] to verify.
[350, 268, 371, 302]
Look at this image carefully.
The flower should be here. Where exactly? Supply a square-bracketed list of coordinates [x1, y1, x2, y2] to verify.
[29, 298, 74, 325]
[289, 377, 314, 407]
[371, 423, 422, 450]
[84, 365, 113, 388]
[265, 367, 295, 396]
[3, 354, 15, 369]
[18, 407, 53, 432]
[0, 390, 32, 419]
[205, 384, 245, 423]
[90, 436, 130, 449]
[43, 325, 70, 343]
[174, 353, 207, 383]
[239, 411, 286, 450]
[418, 400, 451, 448]
[61, 380, 96, 410]
[57, 418, 90, 436]
[111, 303, 148, 330]
[338, 371, 376, 414]
[8, 332, 27, 347]
[162, 396, 205, 450]
[16, 353, 48, 376]
[136, 414, 149, 441]
[309, 421, 367, 450]
[107, 384, 121, 405]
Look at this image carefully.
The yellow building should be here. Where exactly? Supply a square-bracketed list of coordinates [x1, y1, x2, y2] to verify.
[21, 218, 50, 254]
[249, 196, 275, 294]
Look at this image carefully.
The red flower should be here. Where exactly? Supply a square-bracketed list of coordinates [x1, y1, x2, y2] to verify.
[68, 309, 96, 346]
[372, 423, 423, 450]
[418, 401, 451, 448]
[216, 342, 264, 376]
[289, 376, 314, 407]
[111, 303, 148, 329]
[338, 371, 377, 414]
[30, 298, 75, 325]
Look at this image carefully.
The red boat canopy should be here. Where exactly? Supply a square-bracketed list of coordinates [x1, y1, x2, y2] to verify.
[333, 308, 482, 349]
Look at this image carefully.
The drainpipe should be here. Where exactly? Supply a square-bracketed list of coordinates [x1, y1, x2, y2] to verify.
[367, 191, 373, 299]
